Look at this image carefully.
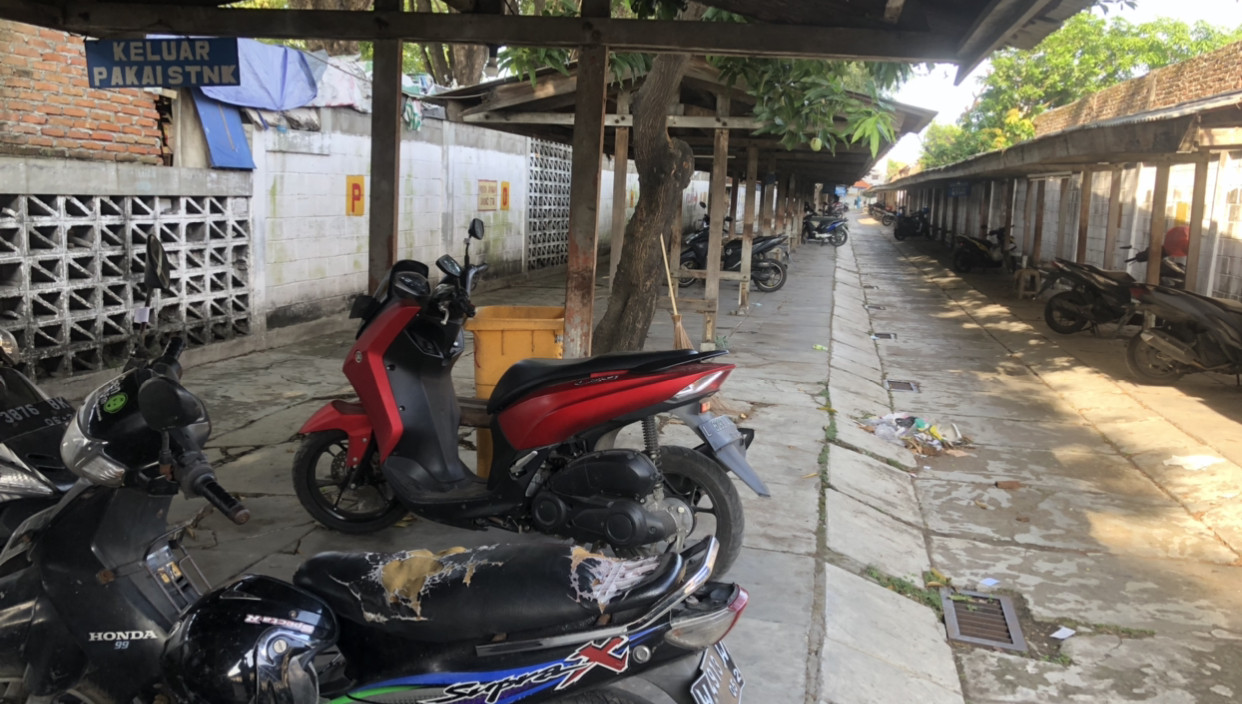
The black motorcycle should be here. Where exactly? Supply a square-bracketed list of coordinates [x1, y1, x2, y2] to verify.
[1125, 283, 1242, 385]
[893, 207, 930, 241]
[0, 336, 750, 703]
[952, 226, 1016, 274]
[1039, 258, 1139, 335]
[802, 203, 848, 247]
[680, 228, 789, 292]
[0, 329, 76, 543]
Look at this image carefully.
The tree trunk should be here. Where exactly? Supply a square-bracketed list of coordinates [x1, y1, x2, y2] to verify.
[289, 0, 372, 55]
[592, 52, 696, 353]
[450, 44, 487, 87]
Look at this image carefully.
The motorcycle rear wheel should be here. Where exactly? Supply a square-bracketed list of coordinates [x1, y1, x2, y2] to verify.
[830, 228, 848, 247]
[1125, 334, 1185, 385]
[641, 446, 744, 578]
[881, 215, 895, 226]
[1044, 291, 1091, 334]
[293, 430, 407, 534]
[752, 262, 787, 292]
[677, 264, 698, 288]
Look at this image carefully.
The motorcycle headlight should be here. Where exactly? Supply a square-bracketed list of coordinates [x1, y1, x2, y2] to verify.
[60, 415, 126, 487]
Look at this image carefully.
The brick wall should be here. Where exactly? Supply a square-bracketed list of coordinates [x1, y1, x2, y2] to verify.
[1034, 41, 1242, 136]
[0, 20, 163, 164]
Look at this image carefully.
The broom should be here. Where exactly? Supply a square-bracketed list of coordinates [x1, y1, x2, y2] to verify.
[659, 239, 695, 350]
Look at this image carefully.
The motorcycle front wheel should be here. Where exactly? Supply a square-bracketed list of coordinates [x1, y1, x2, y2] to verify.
[293, 430, 407, 534]
[1044, 291, 1091, 334]
[1125, 334, 1186, 385]
[881, 215, 895, 226]
[952, 249, 974, 274]
[677, 263, 698, 288]
[830, 228, 848, 247]
[752, 261, 787, 292]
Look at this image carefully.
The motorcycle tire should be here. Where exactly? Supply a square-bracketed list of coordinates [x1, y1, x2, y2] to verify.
[550, 689, 656, 704]
[1044, 291, 1091, 335]
[830, 229, 848, 247]
[881, 215, 895, 226]
[952, 250, 973, 274]
[656, 446, 745, 577]
[677, 264, 699, 288]
[894, 230, 907, 242]
[1125, 333, 1185, 385]
[752, 261, 787, 293]
[293, 430, 408, 534]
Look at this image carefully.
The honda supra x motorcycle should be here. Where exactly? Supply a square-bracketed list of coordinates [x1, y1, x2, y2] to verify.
[802, 203, 848, 247]
[952, 226, 1017, 274]
[679, 229, 788, 293]
[1125, 283, 1242, 384]
[298, 219, 767, 576]
[0, 339, 751, 703]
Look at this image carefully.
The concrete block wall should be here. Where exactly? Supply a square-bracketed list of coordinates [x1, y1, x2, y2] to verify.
[1034, 40, 1242, 136]
[0, 20, 163, 164]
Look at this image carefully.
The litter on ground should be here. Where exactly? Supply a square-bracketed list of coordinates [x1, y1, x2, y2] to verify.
[1163, 455, 1226, 471]
[858, 412, 970, 455]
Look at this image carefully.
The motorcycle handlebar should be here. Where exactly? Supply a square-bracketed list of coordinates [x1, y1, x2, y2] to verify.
[196, 475, 251, 525]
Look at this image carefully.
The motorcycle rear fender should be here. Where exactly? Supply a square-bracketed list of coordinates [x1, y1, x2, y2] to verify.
[671, 404, 769, 497]
[300, 400, 374, 469]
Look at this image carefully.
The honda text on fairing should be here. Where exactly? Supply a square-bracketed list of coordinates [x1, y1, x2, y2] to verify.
[0, 335, 751, 704]
[295, 218, 768, 576]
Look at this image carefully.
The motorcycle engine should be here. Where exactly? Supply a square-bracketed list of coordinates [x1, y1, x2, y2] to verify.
[531, 449, 678, 548]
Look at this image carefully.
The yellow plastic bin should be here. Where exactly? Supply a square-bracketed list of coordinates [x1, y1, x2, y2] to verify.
[465, 306, 565, 476]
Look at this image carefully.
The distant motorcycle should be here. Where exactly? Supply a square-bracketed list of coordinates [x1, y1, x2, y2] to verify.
[1126, 283, 1242, 384]
[1039, 246, 1185, 334]
[869, 203, 896, 226]
[952, 225, 1016, 274]
[681, 227, 789, 292]
[802, 203, 848, 247]
[893, 207, 930, 241]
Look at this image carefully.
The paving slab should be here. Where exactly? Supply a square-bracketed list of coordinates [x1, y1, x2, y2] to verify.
[826, 448, 920, 519]
[832, 420, 918, 469]
[819, 564, 963, 704]
[825, 490, 929, 579]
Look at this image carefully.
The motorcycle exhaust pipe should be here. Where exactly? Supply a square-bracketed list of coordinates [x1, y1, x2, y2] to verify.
[1139, 330, 1199, 366]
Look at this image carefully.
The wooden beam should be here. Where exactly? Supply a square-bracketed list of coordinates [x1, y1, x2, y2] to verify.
[703, 93, 730, 347]
[728, 175, 741, 236]
[462, 112, 764, 129]
[740, 146, 759, 310]
[955, 0, 1054, 83]
[1055, 177, 1072, 259]
[607, 90, 630, 291]
[1075, 169, 1093, 262]
[1103, 167, 1123, 268]
[32, 2, 961, 62]
[1185, 155, 1211, 292]
[366, 0, 402, 293]
[1031, 179, 1047, 262]
[1196, 127, 1242, 149]
[1146, 163, 1171, 285]
[562, 41, 608, 358]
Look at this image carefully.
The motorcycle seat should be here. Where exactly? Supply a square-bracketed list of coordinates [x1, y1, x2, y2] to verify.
[486, 349, 720, 413]
[292, 543, 682, 643]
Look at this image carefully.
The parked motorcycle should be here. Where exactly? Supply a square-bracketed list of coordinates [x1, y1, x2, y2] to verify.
[869, 203, 896, 226]
[1039, 258, 1139, 335]
[1120, 245, 1187, 289]
[298, 219, 766, 575]
[893, 207, 930, 242]
[680, 228, 789, 292]
[0, 329, 76, 543]
[0, 335, 751, 703]
[952, 226, 1016, 274]
[1125, 283, 1242, 384]
[802, 203, 848, 247]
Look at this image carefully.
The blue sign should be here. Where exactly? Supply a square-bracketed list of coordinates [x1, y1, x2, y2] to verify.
[948, 181, 971, 198]
[834, 186, 847, 197]
[85, 38, 240, 89]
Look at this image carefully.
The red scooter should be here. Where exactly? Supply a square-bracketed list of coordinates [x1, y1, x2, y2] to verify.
[293, 218, 767, 574]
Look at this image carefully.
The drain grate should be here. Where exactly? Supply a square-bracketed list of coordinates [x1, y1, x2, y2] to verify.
[941, 590, 1027, 652]
[863, 284, 878, 289]
[884, 379, 919, 392]
[872, 332, 897, 340]
[864, 304, 886, 311]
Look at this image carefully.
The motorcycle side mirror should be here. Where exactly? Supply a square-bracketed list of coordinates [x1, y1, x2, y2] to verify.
[467, 218, 485, 240]
[138, 377, 203, 432]
[437, 255, 463, 278]
[699, 202, 707, 209]
[143, 237, 174, 293]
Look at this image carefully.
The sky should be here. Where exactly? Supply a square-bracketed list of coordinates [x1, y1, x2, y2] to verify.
[880, 0, 1242, 172]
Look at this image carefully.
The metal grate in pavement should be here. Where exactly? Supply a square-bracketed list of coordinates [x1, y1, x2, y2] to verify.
[941, 589, 1028, 652]
[864, 304, 886, 311]
[884, 380, 919, 392]
[872, 332, 897, 340]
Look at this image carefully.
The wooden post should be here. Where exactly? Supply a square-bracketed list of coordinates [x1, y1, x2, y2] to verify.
[366, 0, 403, 293]
[739, 146, 758, 310]
[702, 94, 730, 346]
[1075, 169, 1093, 262]
[950, 193, 960, 250]
[775, 173, 788, 236]
[1031, 179, 1047, 262]
[786, 174, 796, 249]
[1054, 177, 1071, 259]
[1103, 167, 1123, 268]
[1146, 163, 1171, 284]
[727, 174, 740, 236]
[562, 18, 609, 358]
[1204, 152, 1231, 295]
[1001, 178, 1015, 252]
[1185, 155, 1211, 292]
[607, 89, 630, 290]
[760, 163, 775, 236]
[1021, 179, 1034, 257]
[978, 181, 990, 235]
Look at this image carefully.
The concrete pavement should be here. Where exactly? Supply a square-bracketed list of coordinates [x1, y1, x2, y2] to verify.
[43, 211, 1242, 703]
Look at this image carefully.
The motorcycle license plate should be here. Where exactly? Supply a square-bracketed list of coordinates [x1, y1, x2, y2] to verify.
[691, 642, 744, 704]
[0, 397, 74, 443]
[699, 414, 742, 451]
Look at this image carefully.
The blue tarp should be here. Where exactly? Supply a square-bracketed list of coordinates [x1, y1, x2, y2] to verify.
[191, 89, 255, 170]
[200, 38, 316, 111]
